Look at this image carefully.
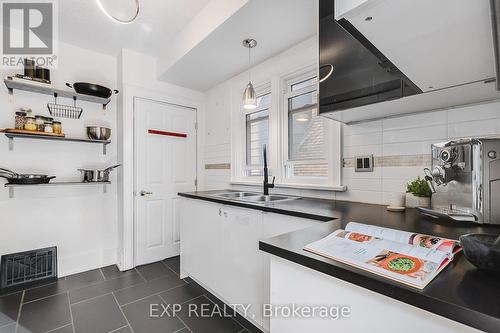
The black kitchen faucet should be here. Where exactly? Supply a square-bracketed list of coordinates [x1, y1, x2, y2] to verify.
[263, 144, 275, 195]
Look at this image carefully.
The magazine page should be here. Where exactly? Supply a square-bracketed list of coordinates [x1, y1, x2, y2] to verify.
[345, 222, 458, 254]
[304, 230, 450, 288]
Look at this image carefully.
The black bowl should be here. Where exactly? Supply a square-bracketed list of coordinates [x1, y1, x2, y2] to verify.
[460, 233, 500, 272]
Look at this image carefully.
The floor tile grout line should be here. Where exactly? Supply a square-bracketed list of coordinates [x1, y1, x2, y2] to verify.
[117, 281, 187, 308]
[28, 271, 148, 306]
[204, 294, 246, 331]
[133, 268, 147, 283]
[158, 294, 193, 333]
[44, 323, 73, 333]
[23, 267, 138, 304]
[23, 291, 69, 305]
[111, 293, 135, 333]
[104, 324, 129, 333]
[160, 260, 180, 277]
[68, 275, 152, 306]
[98, 268, 107, 281]
[67, 292, 76, 333]
[70, 292, 114, 306]
[14, 290, 24, 333]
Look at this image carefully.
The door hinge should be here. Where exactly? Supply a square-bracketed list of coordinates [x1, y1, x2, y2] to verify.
[194, 122, 198, 130]
[194, 179, 198, 187]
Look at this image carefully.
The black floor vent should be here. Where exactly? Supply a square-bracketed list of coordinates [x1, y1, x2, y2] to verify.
[1, 247, 57, 290]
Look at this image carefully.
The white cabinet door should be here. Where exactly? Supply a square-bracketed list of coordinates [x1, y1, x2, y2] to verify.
[219, 205, 264, 326]
[262, 212, 321, 331]
[180, 199, 224, 291]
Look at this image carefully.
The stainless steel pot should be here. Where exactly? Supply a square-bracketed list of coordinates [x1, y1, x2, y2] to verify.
[78, 164, 121, 182]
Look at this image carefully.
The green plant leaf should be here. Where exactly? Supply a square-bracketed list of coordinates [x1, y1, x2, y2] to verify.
[406, 176, 432, 197]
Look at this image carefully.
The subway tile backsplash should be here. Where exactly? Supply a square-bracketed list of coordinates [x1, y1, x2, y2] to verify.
[203, 100, 500, 205]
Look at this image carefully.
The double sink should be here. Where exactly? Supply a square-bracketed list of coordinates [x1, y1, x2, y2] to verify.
[211, 191, 299, 204]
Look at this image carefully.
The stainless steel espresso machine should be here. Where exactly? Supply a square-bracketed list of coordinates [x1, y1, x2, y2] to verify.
[418, 138, 500, 224]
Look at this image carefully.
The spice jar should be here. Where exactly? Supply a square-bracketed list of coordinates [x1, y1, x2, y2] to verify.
[24, 116, 37, 131]
[35, 115, 45, 132]
[44, 121, 53, 133]
[15, 111, 27, 130]
[53, 121, 62, 134]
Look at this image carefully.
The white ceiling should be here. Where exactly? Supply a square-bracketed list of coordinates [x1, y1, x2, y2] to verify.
[159, 0, 318, 91]
[59, 0, 212, 57]
[58, 0, 317, 92]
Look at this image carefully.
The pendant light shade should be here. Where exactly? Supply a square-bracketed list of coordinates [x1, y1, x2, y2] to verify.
[242, 82, 257, 110]
[242, 39, 258, 110]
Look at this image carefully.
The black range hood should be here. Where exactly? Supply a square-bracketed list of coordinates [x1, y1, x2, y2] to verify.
[319, 0, 422, 115]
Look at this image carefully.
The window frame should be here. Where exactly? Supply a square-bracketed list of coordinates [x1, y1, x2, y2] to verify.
[231, 83, 273, 183]
[230, 66, 343, 191]
[278, 71, 341, 188]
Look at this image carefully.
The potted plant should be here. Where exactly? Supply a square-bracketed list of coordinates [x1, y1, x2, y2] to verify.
[406, 177, 432, 208]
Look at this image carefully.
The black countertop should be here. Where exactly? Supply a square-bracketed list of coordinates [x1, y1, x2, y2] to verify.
[179, 190, 355, 221]
[179, 190, 500, 332]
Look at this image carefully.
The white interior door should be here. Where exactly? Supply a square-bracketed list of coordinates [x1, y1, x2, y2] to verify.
[134, 98, 197, 265]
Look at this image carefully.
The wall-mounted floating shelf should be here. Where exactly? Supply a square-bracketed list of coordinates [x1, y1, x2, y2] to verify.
[4, 76, 111, 109]
[5, 181, 111, 199]
[4, 132, 111, 155]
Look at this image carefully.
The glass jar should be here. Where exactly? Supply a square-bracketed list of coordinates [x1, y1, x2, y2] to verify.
[35, 115, 45, 132]
[53, 121, 62, 134]
[24, 116, 37, 131]
[15, 111, 27, 130]
[44, 121, 53, 133]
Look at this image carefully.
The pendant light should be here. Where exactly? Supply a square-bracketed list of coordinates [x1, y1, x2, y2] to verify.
[242, 39, 258, 110]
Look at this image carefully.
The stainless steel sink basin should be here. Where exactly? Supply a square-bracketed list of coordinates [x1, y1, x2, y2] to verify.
[210, 192, 298, 203]
[212, 192, 258, 199]
[240, 195, 298, 203]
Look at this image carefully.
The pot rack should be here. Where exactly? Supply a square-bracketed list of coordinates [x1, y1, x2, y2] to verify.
[4, 181, 111, 199]
[4, 76, 112, 110]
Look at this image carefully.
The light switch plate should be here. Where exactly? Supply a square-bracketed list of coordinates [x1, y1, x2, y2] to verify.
[355, 155, 374, 172]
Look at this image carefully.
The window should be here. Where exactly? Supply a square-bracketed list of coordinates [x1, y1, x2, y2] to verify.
[231, 66, 342, 190]
[282, 74, 338, 186]
[244, 92, 271, 177]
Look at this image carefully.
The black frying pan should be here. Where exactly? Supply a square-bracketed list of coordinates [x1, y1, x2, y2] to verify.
[0, 168, 55, 185]
[66, 82, 119, 99]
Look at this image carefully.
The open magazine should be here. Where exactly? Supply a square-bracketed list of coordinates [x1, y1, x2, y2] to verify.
[303, 222, 462, 289]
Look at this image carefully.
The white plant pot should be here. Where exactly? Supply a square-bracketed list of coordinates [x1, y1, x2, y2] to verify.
[405, 193, 431, 208]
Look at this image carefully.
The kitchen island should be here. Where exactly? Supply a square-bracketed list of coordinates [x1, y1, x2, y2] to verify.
[179, 190, 500, 333]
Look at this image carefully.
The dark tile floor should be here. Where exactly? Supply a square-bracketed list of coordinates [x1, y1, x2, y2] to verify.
[0, 257, 261, 333]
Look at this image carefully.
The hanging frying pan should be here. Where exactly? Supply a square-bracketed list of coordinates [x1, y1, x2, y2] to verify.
[66, 82, 119, 99]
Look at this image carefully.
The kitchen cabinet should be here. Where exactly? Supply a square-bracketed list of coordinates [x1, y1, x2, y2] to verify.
[179, 198, 321, 331]
[269, 256, 479, 333]
[180, 199, 226, 293]
[219, 205, 264, 325]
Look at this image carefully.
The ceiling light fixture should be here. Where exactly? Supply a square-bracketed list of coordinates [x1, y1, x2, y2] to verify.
[242, 38, 258, 110]
[96, 0, 140, 24]
[295, 115, 310, 122]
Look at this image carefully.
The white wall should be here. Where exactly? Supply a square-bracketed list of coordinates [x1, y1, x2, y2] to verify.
[116, 49, 206, 270]
[338, 101, 500, 204]
[202, 35, 500, 204]
[0, 41, 118, 277]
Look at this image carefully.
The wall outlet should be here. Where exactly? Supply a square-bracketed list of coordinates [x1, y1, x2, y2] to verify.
[355, 155, 374, 172]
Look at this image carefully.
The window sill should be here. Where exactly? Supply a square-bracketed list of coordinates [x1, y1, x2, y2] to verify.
[230, 180, 347, 192]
